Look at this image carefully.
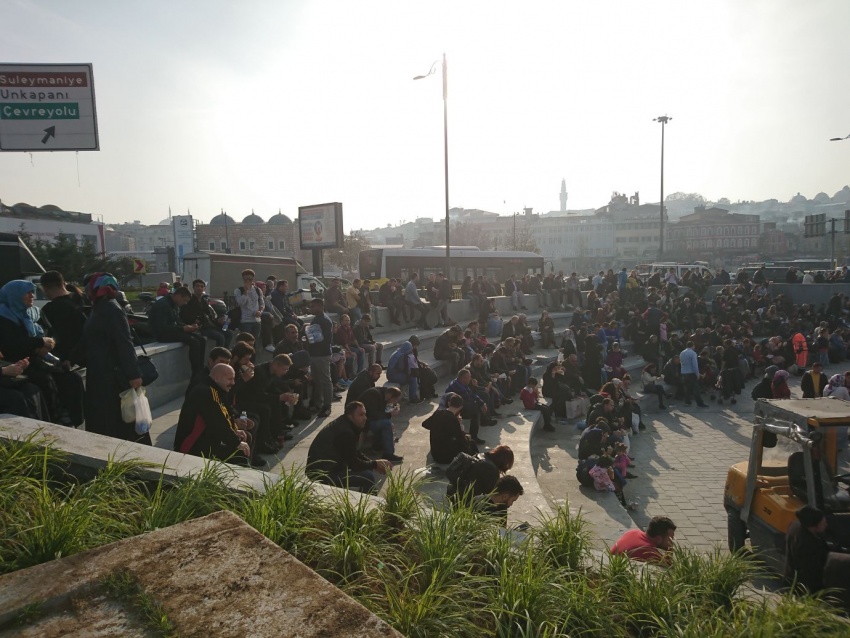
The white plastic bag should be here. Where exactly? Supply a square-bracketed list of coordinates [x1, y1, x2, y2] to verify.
[120, 388, 136, 422]
[132, 387, 152, 435]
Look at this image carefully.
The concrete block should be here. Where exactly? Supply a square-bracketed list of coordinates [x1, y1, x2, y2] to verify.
[0, 511, 402, 637]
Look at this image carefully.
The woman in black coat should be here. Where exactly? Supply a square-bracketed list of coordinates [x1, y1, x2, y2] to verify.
[582, 334, 604, 392]
[542, 361, 572, 418]
[83, 273, 147, 444]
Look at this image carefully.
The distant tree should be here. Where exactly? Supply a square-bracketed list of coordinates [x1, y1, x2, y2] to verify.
[514, 222, 540, 253]
[666, 192, 707, 206]
[716, 197, 731, 206]
[24, 234, 134, 286]
[327, 231, 371, 274]
[450, 221, 490, 250]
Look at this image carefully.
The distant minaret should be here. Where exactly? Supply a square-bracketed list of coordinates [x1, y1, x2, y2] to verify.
[559, 179, 568, 212]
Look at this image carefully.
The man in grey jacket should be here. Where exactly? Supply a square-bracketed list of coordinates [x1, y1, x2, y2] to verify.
[405, 272, 431, 330]
[234, 269, 265, 341]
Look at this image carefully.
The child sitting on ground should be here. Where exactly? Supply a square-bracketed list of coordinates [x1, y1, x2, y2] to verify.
[520, 377, 555, 432]
[588, 456, 617, 492]
[613, 442, 636, 482]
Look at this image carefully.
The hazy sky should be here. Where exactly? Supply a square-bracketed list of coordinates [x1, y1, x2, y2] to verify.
[1, 0, 849, 230]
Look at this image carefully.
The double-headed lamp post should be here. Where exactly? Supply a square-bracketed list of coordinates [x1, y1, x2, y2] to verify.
[654, 115, 672, 258]
[414, 53, 451, 280]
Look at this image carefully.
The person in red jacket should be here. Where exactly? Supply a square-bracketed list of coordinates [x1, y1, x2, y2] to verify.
[611, 516, 677, 563]
[520, 377, 555, 432]
[791, 329, 808, 372]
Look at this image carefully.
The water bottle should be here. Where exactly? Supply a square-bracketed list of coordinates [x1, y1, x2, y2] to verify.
[557, 351, 564, 364]
[239, 411, 248, 426]
[222, 316, 231, 331]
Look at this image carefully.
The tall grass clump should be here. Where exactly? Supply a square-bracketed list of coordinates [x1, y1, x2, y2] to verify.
[140, 459, 238, 531]
[665, 546, 760, 611]
[312, 489, 385, 585]
[380, 468, 428, 534]
[487, 540, 565, 636]
[237, 467, 318, 553]
[533, 504, 592, 571]
[371, 559, 484, 638]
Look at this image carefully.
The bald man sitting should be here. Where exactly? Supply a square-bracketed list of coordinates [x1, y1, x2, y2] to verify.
[174, 363, 254, 465]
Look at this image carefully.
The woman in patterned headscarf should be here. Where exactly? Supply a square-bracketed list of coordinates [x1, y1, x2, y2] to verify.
[83, 272, 148, 444]
[823, 373, 850, 400]
[771, 369, 791, 400]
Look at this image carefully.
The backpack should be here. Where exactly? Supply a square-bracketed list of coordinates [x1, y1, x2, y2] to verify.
[445, 452, 481, 484]
[576, 457, 599, 488]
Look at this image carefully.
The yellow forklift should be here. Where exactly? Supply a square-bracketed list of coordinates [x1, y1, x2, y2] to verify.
[724, 399, 850, 581]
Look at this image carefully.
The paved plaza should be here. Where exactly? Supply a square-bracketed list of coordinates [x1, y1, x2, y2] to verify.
[150, 342, 850, 556]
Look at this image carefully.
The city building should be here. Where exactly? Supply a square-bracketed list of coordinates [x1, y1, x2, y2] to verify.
[0, 200, 105, 252]
[595, 192, 666, 262]
[666, 206, 760, 261]
[108, 220, 174, 252]
[194, 210, 308, 262]
[759, 222, 794, 258]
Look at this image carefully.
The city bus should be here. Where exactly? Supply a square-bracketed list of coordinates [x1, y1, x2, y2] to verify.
[358, 247, 545, 285]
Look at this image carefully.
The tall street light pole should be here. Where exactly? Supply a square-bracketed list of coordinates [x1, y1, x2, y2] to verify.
[653, 115, 671, 258]
[414, 53, 451, 280]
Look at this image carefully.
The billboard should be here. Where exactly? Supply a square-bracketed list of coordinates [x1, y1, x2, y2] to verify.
[0, 63, 99, 151]
[171, 215, 194, 273]
[298, 202, 344, 250]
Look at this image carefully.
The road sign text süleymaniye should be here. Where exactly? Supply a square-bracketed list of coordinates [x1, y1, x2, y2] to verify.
[0, 63, 98, 151]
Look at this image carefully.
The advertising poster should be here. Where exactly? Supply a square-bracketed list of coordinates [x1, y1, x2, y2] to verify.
[298, 202, 343, 249]
[171, 215, 194, 273]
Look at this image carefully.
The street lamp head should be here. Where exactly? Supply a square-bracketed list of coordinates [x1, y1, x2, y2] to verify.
[830, 135, 849, 141]
[413, 60, 439, 81]
[654, 115, 672, 124]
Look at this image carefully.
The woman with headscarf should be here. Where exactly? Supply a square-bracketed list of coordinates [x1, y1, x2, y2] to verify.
[0, 279, 84, 425]
[823, 374, 850, 400]
[771, 369, 791, 400]
[83, 272, 147, 443]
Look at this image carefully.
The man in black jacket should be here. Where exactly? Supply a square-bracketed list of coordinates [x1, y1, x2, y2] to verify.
[307, 298, 334, 417]
[345, 363, 382, 405]
[358, 385, 403, 462]
[149, 286, 206, 377]
[40, 270, 88, 366]
[174, 364, 251, 463]
[422, 393, 477, 463]
[435, 272, 454, 327]
[306, 401, 392, 492]
[353, 314, 383, 367]
[434, 325, 465, 375]
[449, 444, 514, 500]
[181, 279, 228, 347]
[801, 361, 827, 398]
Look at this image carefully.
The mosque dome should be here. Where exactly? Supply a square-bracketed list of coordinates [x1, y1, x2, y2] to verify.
[209, 213, 237, 226]
[242, 213, 265, 224]
[268, 212, 292, 225]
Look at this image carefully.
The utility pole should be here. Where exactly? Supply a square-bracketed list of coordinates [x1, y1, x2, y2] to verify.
[512, 212, 517, 250]
[830, 217, 837, 268]
[654, 115, 672, 257]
